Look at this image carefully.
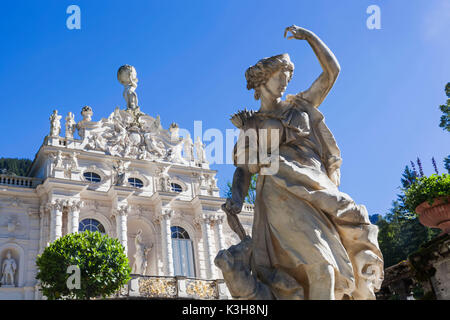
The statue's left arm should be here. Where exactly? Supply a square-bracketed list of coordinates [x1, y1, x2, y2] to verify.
[285, 25, 341, 108]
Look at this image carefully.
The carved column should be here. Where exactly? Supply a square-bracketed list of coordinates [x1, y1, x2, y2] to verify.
[201, 214, 217, 279]
[67, 200, 84, 234]
[115, 205, 129, 255]
[38, 204, 46, 253]
[47, 200, 63, 242]
[159, 208, 174, 276]
[214, 215, 226, 251]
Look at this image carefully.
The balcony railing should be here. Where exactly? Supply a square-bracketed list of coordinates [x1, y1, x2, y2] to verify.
[114, 275, 229, 300]
[0, 174, 42, 188]
[242, 203, 254, 213]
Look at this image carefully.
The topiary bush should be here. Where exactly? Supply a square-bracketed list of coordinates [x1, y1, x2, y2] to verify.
[36, 230, 131, 300]
[403, 173, 450, 214]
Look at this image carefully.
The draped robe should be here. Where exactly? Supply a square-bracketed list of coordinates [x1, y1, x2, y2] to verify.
[233, 94, 384, 299]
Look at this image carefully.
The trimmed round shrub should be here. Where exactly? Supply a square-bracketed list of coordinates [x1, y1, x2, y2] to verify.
[36, 230, 131, 300]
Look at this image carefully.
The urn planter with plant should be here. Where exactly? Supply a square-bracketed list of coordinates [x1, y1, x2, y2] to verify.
[403, 173, 450, 234]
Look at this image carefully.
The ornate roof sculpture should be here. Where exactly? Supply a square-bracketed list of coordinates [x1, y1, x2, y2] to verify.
[65, 65, 202, 166]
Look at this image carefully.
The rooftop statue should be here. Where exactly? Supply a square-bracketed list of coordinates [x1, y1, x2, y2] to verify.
[49, 110, 62, 137]
[117, 65, 139, 111]
[215, 25, 384, 300]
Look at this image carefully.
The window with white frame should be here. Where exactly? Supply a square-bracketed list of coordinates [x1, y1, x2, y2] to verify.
[171, 226, 195, 277]
[128, 177, 144, 188]
[83, 171, 101, 183]
[170, 183, 183, 193]
[79, 218, 105, 234]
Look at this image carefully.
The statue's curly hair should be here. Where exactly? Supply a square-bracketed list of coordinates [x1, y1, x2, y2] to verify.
[245, 53, 294, 100]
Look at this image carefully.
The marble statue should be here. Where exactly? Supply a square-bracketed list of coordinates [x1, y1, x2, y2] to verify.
[138, 144, 151, 160]
[112, 160, 129, 186]
[215, 25, 384, 300]
[54, 150, 64, 169]
[145, 135, 166, 158]
[1, 251, 17, 287]
[68, 152, 79, 170]
[206, 174, 217, 195]
[117, 65, 139, 111]
[166, 141, 187, 164]
[183, 133, 194, 161]
[132, 229, 153, 275]
[65, 112, 76, 139]
[194, 137, 206, 163]
[158, 165, 172, 192]
[49, 110, 62, 137]
[85, 133, 106, 152]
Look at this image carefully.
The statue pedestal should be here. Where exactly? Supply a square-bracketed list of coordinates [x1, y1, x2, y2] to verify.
[70, 169, 82, 181]
[53, 167, 66, 179]
[45, 136, 63, 147]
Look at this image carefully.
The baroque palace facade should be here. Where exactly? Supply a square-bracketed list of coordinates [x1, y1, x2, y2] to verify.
[0, 65, 254, 300]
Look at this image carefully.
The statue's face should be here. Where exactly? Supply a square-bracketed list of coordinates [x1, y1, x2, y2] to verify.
[263, 69, 291, 99]
[6, 252, 11, 259]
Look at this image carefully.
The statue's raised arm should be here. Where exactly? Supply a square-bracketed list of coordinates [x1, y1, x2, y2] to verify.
[284, 25, 340, 107]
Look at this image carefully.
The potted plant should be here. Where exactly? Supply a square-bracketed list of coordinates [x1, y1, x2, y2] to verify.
[403, 173, 450, 234]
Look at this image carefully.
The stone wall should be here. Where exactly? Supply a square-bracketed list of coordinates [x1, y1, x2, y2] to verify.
[377, 234, 450, 300]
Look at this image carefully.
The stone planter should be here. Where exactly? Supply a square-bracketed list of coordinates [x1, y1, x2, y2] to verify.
[416, 197, 450, 234]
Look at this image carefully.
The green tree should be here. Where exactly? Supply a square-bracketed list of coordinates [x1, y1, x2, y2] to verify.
[224, 174, 257, 204]
[36, 231, 131, 300]
[439, 82, 450, 132]
[438, 83, 450, 173]
[376, 165, 441, 268]
[0, 158, 32, 176]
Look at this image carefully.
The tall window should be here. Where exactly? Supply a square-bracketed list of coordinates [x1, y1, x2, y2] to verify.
[171, 226, 195, 277]
[128, 177, 144, 188]
[170, 183, 182, 193]
[79, 218, 105, 234]
[83, 172, 101, 183]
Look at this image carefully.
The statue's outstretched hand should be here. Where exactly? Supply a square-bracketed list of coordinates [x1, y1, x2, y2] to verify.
[284, 25, 311, 40]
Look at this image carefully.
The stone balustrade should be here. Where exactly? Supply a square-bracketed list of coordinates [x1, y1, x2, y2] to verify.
[115, 275, 229, 300]
[0, 174, 42, 188]
[242, 203, 254, 213]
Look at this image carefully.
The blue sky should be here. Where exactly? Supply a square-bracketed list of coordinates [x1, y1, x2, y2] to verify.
[0, 0, 449, 216]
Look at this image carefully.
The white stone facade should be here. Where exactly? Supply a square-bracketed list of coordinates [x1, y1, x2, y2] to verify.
[0, 66, 254, 299]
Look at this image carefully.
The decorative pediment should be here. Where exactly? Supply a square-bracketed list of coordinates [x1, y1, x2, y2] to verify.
[78, 107, 187, 164]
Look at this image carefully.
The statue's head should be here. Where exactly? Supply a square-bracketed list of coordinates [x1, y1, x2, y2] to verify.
[6, 251, 11, 259]
[245, 53, 294, 101]
[117, 65, 138, 86]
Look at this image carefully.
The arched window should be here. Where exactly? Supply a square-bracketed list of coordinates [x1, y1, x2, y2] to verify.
[170, 183, 182, 193]
[128, 177, 144, 188]
[79, 218, 105, 234]
[83, 172, 101, 183]
[171, 226, 190, 239]
[171, 226, 195, 277]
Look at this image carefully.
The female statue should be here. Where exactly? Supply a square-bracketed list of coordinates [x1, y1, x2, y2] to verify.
[49, 110, 62, 137]
[132, 229, 152, 274]
[216, 25, 383, 300]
